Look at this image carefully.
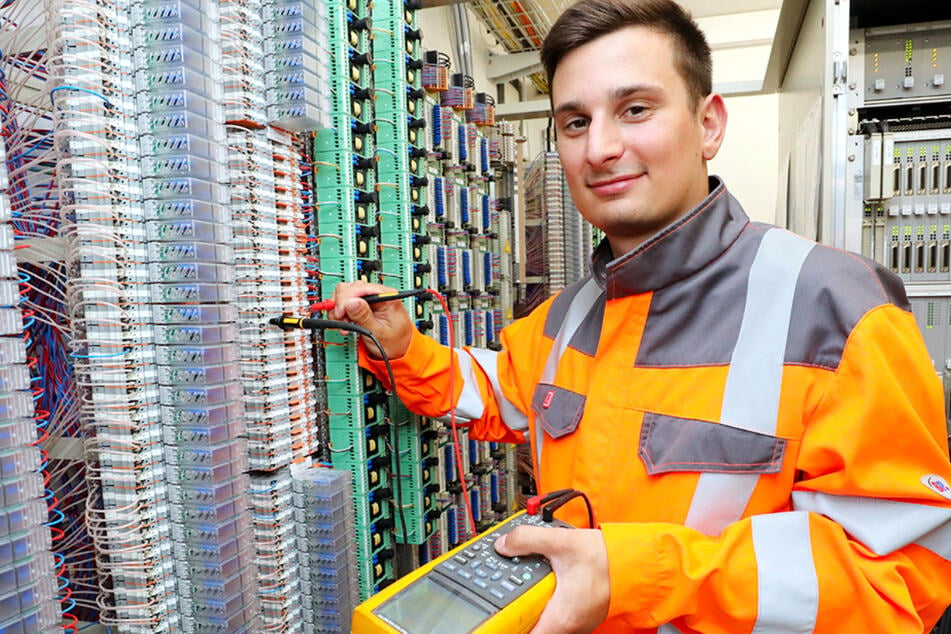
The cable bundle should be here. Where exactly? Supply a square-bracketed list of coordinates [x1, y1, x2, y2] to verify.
[0, 23, 63, 626]
[220, 0, 267, 127]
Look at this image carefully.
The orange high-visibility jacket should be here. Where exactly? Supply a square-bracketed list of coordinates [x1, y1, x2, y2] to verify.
[362, 178, 951, 633]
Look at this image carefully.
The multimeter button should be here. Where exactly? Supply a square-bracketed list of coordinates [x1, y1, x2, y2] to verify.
[453, 556, 468, 566]
[484, 560, 498, 570]
[474, 569, 488, 578]
[470, 560, 483, 569]
[473, 579, 489, 589]
[508, 575, 523, 586]
[471, 543, 484, 551]
[522, 572, 533, 581]
[511, 557, 521, 563]
[443, 562, 458, 572]
[490, 588, 505, 600]
[500, 581, 517, 592]
[456, 569, 473, 580]
[490, 572, 503, 581]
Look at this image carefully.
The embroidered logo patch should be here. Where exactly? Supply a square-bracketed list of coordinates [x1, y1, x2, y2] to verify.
[922, 474, 951, 500]
[542, 390, 555, 409]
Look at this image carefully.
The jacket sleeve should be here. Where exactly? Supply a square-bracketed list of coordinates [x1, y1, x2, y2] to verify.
[357, 310, 550, 444]
[601, 304, 951, 633]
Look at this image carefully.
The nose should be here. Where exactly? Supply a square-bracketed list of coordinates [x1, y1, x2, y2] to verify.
[585, 117, 623, 167]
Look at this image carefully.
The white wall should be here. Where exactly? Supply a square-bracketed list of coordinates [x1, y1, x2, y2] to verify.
[711, 93, 778, 223]
[702, 10, 779, 223]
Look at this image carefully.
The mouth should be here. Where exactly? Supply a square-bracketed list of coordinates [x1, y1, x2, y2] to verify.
[587, 174, 642, 196]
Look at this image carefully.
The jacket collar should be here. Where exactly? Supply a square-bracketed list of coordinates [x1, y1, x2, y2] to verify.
[591, 176, 750, 299]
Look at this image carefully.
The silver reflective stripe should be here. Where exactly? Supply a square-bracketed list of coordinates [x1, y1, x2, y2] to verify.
[685, 229, 814, 536]
[751, 512, 818, 633]
[658, 624, 683, 634]
[793, 490, 951, 559]
[917, 521, 951, 561]
[467, 347, 529, 432]
[721, 230, 815, 431]
[540, 278, 603, 383]
[437, 350, 485, 423]
[535, 278, 604, 469]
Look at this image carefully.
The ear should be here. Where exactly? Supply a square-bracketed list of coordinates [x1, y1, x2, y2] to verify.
[698, 93, 727, 161]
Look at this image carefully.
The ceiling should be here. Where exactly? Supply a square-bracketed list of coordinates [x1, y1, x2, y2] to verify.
[463, 0, 783, 94]
[680, 0, 782, 18]
[466, 0, 782, 55]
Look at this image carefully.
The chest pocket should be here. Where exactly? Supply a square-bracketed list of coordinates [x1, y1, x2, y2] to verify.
[531, 384, 586, 439]
[638, 412, 786, 475]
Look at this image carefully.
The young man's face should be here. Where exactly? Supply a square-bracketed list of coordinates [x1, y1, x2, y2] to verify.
[551, 26, 726, 256]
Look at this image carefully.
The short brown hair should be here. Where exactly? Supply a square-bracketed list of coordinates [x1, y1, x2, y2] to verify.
[541, 0, 712, 109]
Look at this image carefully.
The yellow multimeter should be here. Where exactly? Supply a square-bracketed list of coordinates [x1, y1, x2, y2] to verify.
[352, 511, 572, 634]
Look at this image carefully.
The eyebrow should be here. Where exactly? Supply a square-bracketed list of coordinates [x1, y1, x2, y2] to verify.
[552, 83, 664, 117]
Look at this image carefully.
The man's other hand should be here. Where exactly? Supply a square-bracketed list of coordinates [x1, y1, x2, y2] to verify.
[494, 526, 611, 633]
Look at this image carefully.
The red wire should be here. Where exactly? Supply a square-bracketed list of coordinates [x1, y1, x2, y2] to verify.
[427, 288, 478, 539]
[49, 525, 64, 542]
[62, 612, 77, 632]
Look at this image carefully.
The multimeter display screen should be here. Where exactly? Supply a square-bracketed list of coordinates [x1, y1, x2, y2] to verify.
[374, 576, 491, 633]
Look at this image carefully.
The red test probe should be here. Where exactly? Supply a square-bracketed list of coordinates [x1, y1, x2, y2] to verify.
[309, 288, 431, 312]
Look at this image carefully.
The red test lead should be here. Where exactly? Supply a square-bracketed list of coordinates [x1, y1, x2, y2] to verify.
[308, 288, 431, 313]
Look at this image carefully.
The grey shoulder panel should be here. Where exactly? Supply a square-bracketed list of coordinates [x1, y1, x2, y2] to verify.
[785, 245, 910, 368]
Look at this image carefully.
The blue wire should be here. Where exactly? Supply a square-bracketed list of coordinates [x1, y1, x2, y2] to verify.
[248, 483, 278, 494]
[45, 509, 64, 527]
[69, 348, 128, 359]
[252, 513, 277, 520]
[18, 132, 53, 157]
[49, 86, 112, 108]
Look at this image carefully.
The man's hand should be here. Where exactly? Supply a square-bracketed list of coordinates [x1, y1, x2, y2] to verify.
[331, 281, 415, 359]
[494, 526, 611, 633]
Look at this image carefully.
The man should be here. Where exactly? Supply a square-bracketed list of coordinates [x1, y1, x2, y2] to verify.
[333, 0, 951, 631]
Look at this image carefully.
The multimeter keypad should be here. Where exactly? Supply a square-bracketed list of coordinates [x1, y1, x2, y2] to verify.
[433, 513, 571, 610]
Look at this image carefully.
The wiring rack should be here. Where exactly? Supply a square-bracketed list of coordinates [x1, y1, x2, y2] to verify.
[416, 48, 520, 565]
[0, 95, 62, 634]
[1, 1, 526, 632]
[519, 150, 592, 315]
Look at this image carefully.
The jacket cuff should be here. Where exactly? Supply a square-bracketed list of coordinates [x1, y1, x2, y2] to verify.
[358, 329, 446, 390]
[600, 522, 662, 625]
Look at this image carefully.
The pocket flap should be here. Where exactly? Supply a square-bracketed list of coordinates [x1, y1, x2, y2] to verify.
[639, 412, 786, 475]
[531, 384, 586, 439]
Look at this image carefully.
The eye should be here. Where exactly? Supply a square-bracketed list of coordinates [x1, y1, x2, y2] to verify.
[561, 117, 589, 133]
[624, 105, 647, 118]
